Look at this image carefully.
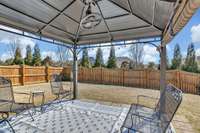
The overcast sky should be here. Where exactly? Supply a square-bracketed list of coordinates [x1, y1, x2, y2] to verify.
[0, 9, 200, 64]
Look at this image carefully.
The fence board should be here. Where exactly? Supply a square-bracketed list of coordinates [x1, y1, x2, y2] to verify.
[24, 66, 46, 84]
[0, 66, 21, 85]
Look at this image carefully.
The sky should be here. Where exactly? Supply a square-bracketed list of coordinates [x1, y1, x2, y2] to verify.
[0, 9, 200, 64]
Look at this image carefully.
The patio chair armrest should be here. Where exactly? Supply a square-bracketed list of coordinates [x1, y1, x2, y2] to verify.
[137, 95, 159, 109]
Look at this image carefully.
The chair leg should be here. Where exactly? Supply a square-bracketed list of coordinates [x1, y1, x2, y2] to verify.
[55, 95, 59, 100]
[5, 119, 15, 133]
[69, 92, 71, 100]
[24, 105, 34, 121]
[27, 110, 34, 121]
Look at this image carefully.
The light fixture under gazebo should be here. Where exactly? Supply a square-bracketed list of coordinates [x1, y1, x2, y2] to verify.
[80, 0, 102, 30]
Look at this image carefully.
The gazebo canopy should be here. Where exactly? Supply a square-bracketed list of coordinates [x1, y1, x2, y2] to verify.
[0, 0, 176, 45]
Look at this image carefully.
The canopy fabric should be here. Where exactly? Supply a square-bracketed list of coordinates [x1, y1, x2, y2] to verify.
[162, 0, 200, 45]
[0, 0, 176, 45]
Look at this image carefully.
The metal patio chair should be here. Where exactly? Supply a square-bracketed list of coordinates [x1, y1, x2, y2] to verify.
[50, 74, 72, 100]
[0, 76, 34, 132]
[121, 84, 182, 133]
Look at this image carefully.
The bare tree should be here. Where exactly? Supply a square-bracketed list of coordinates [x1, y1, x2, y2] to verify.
[56, 45, 70, 67]
[129, 43, 144, 69]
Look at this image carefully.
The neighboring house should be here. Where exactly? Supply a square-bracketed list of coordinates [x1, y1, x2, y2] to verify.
[116, 57, 132, 68]
[121, 61, 130, 69]
[77, 56, 95, 67]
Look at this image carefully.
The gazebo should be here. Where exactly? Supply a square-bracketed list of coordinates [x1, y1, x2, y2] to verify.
[0, 0, 199, 132]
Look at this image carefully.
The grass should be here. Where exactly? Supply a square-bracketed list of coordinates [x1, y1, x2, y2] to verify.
[13, 82, 200, 133]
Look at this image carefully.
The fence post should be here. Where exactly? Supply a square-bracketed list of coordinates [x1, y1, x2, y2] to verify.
[198, 74, 200, 95]
[176, 70, 181, 89]
[63, 67, 68, 80]
[21, 65, 25, 85]
[122, 69, 125, 86]
[46, 66, 50, 82]
[176, 70, 180, 88]
[145, 69, 149, 89]
[101, 67, 103, 84]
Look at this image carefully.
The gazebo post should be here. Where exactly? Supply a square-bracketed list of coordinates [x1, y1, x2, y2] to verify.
[160, 44, 167, 113]
[160, 45, 167, 94]
[72, 45, 78, 99]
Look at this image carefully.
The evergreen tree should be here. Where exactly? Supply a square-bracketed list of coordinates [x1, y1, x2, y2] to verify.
[24, 45, 32, 65]
[107, 46, 117, 68]
[148, 62, 155, 69]
[4, 58, 13, 65]
[171, 44, 182, 69]
[42, 56, 53, 66]
[94, 48, 104, 67]
[32, 44, 41, 66]
[13, 47, 23, 65]
[182, 43, 198, 72]
[81, 48, 91, 68]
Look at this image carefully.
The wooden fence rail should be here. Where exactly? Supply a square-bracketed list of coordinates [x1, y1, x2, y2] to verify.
[0, 65, 199, 94]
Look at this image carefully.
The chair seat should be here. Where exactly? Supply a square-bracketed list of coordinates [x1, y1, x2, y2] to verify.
[122, 105, 162, 133]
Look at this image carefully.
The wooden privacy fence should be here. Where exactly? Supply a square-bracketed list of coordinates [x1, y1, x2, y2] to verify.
[0, 66, 199, 94]
[78, 67, 200, 94]
[0, 65, 67, 85]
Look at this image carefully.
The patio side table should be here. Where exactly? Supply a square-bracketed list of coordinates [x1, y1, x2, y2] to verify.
[30, 90, 45, 112]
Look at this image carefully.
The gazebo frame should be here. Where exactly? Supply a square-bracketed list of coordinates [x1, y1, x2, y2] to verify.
[0, 0, 199, 100]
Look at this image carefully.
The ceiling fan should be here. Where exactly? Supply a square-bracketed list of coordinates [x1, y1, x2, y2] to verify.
[80, 0, 102, 30]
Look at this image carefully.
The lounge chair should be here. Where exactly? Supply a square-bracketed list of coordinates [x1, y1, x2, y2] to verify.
[121, 84, 182, 133]
[0, 76, 34, 133]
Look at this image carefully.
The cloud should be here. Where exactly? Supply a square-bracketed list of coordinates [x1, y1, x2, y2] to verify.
[88, 48, 97, 58]
[41, 51, 58, 61]
[191, 24, 200, 43]
[19, 38, 36, 57]
[115, 44, 158, 64]
[86, 47, 110, 62]
[143, 45, 159, 64]
[0, 30, 36, 58]
[80, 44, 159, 64]
[196, 48, 200, 56]
[0, 52, 12, 61]
[116, 45, 130, 57]
[102, 47, 111, 61]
